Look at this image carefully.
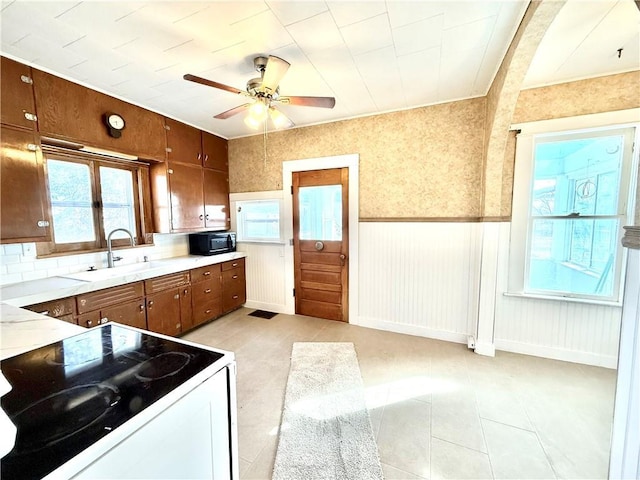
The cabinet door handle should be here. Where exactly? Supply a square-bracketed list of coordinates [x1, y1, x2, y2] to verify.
[139, 304, 145, 311]
[232, 275, 238, 279]
[205, 309, 212, 314]
[204, 288, 211, 293]
[24, 112, 37, 121]
[86, 320, 93, 327]
[205, 214, 209, 220]
[174, 294, 180, 299]
[203, 271, 211, 276]
[100, 317, 108, 324]
[184, 289, 189, 295]
[148, 301, 154, 307]
[197, 153, 202, 161]
[232, 263, 238, 267]
[232, 295, 239, 299]
[199, 214, 204, 220]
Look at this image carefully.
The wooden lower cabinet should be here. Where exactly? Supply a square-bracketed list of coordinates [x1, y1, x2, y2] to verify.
[144, 272, 191, 336]
[221, 259, 246, 314]
[24, 297, 77, 325]
[76, 282, 145, 328]
[190, 264, 222, 327]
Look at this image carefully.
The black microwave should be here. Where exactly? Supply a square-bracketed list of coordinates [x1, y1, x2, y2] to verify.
[188, 231, 236, 256]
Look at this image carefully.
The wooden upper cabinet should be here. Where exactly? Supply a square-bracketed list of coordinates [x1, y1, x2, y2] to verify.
[204, 169, 230, 230]
[165, 118, 202, 166]
[202, 132, 228, 172]
[0, 57, 38, 130]
[0, 125, 51, 243]
[31, 69, 166, 161]
[167, 162, 205, 231]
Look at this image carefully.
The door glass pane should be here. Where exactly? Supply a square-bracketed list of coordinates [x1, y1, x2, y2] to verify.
[298, 185, 342, 241]
[528, 218, 618, 297]
[100, 166, 136, 239]
[47, 160, 95, 243]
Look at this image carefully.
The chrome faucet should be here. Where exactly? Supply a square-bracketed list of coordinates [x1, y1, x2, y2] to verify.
[107, 228, 135, 268]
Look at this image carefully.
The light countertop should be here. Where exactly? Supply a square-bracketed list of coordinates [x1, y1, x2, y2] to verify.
[0, 252, 246, 308]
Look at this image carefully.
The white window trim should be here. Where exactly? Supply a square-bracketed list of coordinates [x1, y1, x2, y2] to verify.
[229, 190, 285, 245]
[508, 108, 640, 306]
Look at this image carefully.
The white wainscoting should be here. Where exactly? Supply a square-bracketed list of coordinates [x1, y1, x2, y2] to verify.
[356, 222, 481, 344]
[493, 223, 622, 369]
[236, 242, 288, 314]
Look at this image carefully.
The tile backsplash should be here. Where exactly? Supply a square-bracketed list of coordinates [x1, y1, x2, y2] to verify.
[0, 234, 189, 286]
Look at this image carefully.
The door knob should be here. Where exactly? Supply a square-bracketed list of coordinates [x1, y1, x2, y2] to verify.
[340, 254, 346, 265]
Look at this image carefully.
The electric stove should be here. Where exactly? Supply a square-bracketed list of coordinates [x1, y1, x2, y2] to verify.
[1, 324, 225, 480]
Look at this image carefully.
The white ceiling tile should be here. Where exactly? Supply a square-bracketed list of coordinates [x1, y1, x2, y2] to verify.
[228, 9, 294, 53]
[442, 15, 495, 55]
[327, 1, 387, 27]
[10, 33, 86, 68]
[386, 1, 446, 29]
[285, 11, 343, 54]
[340, 13, 392, 56]
[392, 14, 443, 57]
[354, 46, 405, 111]
[438, 45, 484, 100]
[398, 46, 440, 106]
[267, 1, 327, 26]
[63, 36, 129, 70]
[55, 2, 145, 27]
[22, 1, 81, 19]
[442, 1, 502, 28]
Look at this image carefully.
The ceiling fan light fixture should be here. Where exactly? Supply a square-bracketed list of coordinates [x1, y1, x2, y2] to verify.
[269, 107, 293, 129]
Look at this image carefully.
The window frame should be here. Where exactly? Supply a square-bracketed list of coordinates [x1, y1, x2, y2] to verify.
[230, 190, 285, 244]
[508, 111, 639, 305]
[39, 148, 150, 255]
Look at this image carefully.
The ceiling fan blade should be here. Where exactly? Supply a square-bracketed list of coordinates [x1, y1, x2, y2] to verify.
[269, 107, 294, 129]
[278, 95, 336, 109]
[261, 56, 290, 94]
[183, 74, 246, 96]
[214, 103, 251, 119]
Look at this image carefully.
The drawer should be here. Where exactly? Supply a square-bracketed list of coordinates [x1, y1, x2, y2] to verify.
[192, 279, 221, 306]
[221, 258, 244, 272]
[191, 264, 221, 284]
[144, 271, 190, 294]
[25, 297, 75, 318]
[193, 298, 221, 325]
[76, 282, 144, 314]
[222, 268, 245, 285]
[222, 284, 246, 313]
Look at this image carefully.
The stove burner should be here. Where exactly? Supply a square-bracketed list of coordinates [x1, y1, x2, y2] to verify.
[11, 383, 120, 454]
[135, 352, 191, 381]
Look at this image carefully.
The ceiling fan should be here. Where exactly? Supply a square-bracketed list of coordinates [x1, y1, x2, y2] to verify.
[183, 55, 336, 130]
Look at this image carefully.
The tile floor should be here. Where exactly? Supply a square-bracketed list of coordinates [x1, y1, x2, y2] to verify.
[183, 308, 617, 480]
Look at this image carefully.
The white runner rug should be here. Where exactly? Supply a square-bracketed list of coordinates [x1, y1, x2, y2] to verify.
[272, 342, 384, 480]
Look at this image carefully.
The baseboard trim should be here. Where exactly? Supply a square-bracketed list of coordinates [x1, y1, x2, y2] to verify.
[243, 300, 291, 315]
[354, 317, 469, 345]
[495, 339, 618, 369]
[474, 341, 496, 357]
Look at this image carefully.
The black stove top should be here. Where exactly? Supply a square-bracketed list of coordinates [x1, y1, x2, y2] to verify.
[1, 324, 225, 480]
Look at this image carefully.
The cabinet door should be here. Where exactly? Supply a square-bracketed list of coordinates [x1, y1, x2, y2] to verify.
[180, 286, 194, 332]
[168, 162, 205, 231]
[203, 169, 230, 230]
[0, 126, 51, 243]
[101, 300, 147, 330]
[0, 57, 37, 129]
[147, 289, 182, 336]
[201, 132, 228, 172]
[77, 311, 101, 328]
[165, 118, 202, 166]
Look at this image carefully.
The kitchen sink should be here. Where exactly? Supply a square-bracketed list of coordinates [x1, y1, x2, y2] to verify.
[61, 262, 160, 282]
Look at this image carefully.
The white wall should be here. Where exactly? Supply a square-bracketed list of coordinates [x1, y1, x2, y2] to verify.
[0, 234, 188, 287]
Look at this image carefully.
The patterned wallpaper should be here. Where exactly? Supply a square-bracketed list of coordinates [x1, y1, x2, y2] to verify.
[229, 71, 639, 220]
[513, 71, 640, 124]
[229, 98, 487, 219]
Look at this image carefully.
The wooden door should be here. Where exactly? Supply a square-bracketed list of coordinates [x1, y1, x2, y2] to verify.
[203, 169, 230, 230]
[167, 162, 205, 231]
[147, 289, 182, 336]
[0, 125, 51, 243]
[102, 300, 147, 330]
[293, 168, 348, 322]
[0, 56, 37, 129]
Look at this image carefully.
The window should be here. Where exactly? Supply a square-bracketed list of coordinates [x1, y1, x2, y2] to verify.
[236, 199, 283, 242]
[44, 154, 144, 253]
[511, 122, 637, 303]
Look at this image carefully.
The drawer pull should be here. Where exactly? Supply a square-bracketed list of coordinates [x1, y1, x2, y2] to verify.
[174, 294, 180, 299]
[232, 263, 238, 267]
[232, 295, 239, 299]
[203, 271, 211, 276]
[184, 289, 189, 295]
[232, 275, 238, 279]
[205, 309, 212, 314]
[205, 288, 211, 294]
